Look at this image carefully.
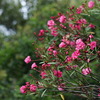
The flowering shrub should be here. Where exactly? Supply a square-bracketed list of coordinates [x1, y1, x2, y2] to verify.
[20, 0, 100, 99]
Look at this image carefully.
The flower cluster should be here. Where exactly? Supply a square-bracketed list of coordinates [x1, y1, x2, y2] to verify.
[20, 82, 37, 94]
[20, 1, 100, 99]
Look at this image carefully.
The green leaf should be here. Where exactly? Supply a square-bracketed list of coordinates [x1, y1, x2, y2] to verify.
[41, 89, 47, 97]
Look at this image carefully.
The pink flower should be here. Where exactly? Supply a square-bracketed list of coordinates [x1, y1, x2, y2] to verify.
[76, 19, 87, 24]
[75, 24, 81, 30]
[88, 24, 95, 29]
[59, 42, 66, 48]
[53, 50, 58, 56]
[38, 29, 45, 36]
[51, 30, 58, 36]
[42, 63, 51, 69]
[31, 63, 38, 69]
[47, 46, 53, 51]
[20, 85, 27, 93]
[75, 39, 86, 50]
[26, 82, 30, 86]
[76, 7, 83, 14]
[69, 24, 75, 30]
[82, 67, 92, 75]
[58, 83, 65, 91]
[58, 87, 64, 91]
[89, 41, 96, 50]
[59, 15, 66, 23]
[24, 56, 31, 64]
[88, 1, 95, 8]
[70, 41, 75, 47]
[98, 93, 100, 96]
[60, 24, 66, 29]
[53, 70, 62, 78]
[40, 71, 47, 79]
[66, 56, 72, 63]
[47, 20, 55, 27]
[89, 34, 94, 39]
[30, 84, 37, 92]
[73, 65, 78, 68]
[71, 50, 80, 59]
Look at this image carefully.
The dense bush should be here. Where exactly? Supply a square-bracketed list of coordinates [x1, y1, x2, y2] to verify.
[20, 0, 100, 100]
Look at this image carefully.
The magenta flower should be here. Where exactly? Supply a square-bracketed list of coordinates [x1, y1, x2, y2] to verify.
[24, 56, 31, 64]
[88, 1, 95, 8]
[76, 7, 83, 14]
[53, 70, 62, 78]
[89, 41, 96, 50]
[38, 29, 45, 36]
[30, 84, 37, 92]
[82, 67, 92, 75]
[47, 20, 55, 27]
[20, 85, 27, 93]
[58, 87, 64, 91]
[66, 56, 72, 63]
[31, 63, 38, 69]
[71, 50, 80, 59]
[88, 24, 95, 29]
[53, 50, 58, 56]
[47, 46, 53, 51]
[59, 42, 66, 48]
[89, 34, 94, 39]
[59, 15, 66, 23]
[51, 30, 58, 36]
[42, 63, 51, 69]
[75, 39, 86, 50]
[40, 71, 47, 79]
[76, 19, 87, 24]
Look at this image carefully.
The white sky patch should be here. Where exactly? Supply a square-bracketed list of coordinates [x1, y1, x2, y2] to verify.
[21, 0, 26, 6]
[20, 0, 28, 19]
[0, 25, 15, 35]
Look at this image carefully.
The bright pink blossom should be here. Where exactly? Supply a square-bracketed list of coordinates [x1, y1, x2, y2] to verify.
[40, 71, 47, 79]
[88, 24, 95, 29]
[38, 29, 45, 36]
[30, 84, 37, 92]
[20, 85, 27, 93]
[82, 67, 92, 75]
[89, 41, 96, 50]
[31, 63, 38, 69]
[53, 70, 62, 78]
[24, 56, 31, 64]
[53, 50, 58, 56]
[76, 39, 86, 50]
[58, 87, 64, 91]
[59, 15, 66, 23]
[89, 34, 94, 39]
[47, 20, 55, 27]
[71, 50, 80, 59]
[88, 1, 95, 8]
[59, 42, 66, 48]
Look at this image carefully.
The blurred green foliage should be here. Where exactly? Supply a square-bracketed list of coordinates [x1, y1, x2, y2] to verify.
[0, 0, 100, 100]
